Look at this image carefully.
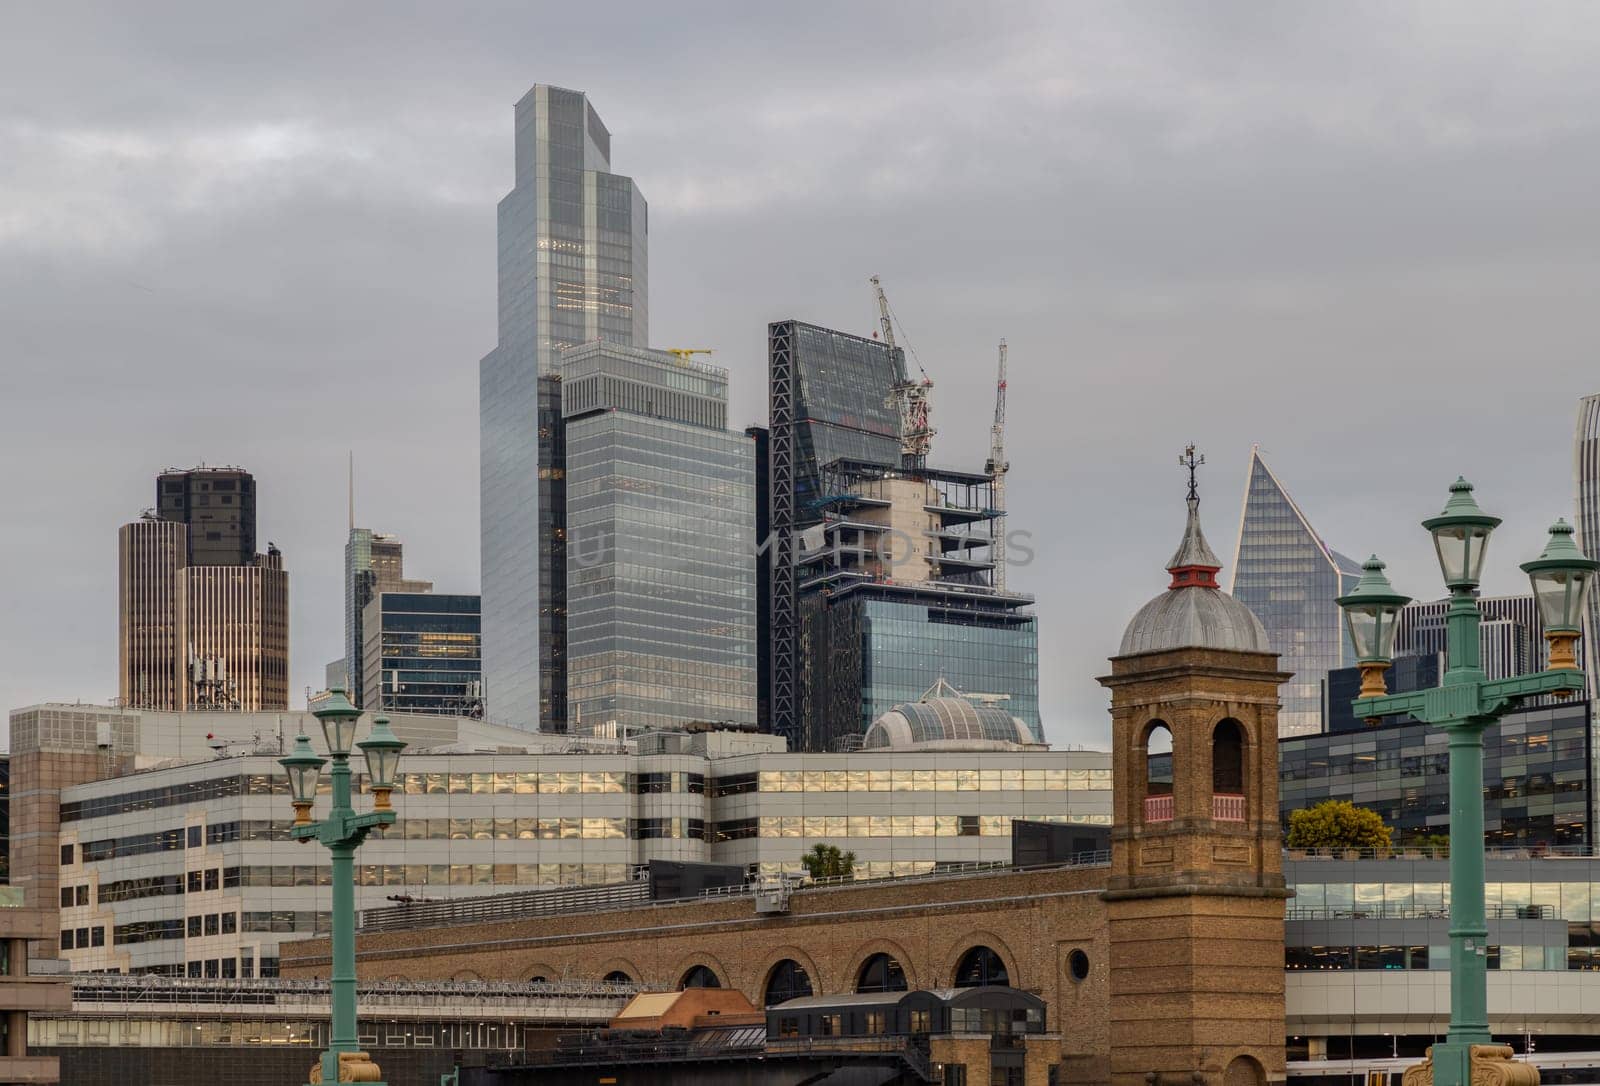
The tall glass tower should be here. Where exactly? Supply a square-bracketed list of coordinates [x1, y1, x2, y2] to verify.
[480, 85, 648, 731]
[561, 343, 755, 734]
[1576, 394, 1600, 703]
[1228, 447, 1361, 737]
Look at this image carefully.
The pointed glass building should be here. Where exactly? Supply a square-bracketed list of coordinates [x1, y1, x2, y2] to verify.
[1228, 447, 1362, 737]
[479, 85, 648, 731]
[1575, 394, 1600, 703]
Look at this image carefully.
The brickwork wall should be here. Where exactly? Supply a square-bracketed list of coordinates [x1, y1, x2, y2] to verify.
[283, 864, 1116, 1083]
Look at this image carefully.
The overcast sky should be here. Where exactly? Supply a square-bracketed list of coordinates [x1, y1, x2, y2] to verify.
[3, 2, 1599, 749]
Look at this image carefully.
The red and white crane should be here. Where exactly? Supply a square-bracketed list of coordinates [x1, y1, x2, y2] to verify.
[985, 339, 1010, 591]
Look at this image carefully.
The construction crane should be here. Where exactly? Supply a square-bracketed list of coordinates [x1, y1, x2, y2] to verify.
[665, 348, 714, 364]
[868, 275, 934, 467]
[985, 340, 1010, 592]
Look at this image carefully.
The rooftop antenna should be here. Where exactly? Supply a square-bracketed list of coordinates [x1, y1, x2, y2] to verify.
[1179, 444, 1205, 501]
[348, 450, 355, 532]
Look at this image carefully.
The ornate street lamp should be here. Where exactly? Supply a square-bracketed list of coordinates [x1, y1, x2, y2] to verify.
[1339, 480, 1590, 1086]
[1336, 555, 1411, 702]
[278, 688, 402, 1086]
[1521, 518, 1598, 674]
[281, 734, 325, 828]
[357, 715, 406, 811]
[1422, 477, 1502, 590]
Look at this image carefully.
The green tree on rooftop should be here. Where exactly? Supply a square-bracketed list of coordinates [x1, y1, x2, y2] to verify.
[1286, 799, 1393, 852]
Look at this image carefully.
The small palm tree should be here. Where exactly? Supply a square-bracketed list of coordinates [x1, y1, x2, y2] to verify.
[800, 843, 857, 880]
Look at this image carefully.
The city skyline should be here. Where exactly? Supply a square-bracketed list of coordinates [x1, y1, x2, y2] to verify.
[5, 5, 1600, 747]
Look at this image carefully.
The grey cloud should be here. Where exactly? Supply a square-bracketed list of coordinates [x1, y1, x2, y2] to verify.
[3, 1, 1599, 747]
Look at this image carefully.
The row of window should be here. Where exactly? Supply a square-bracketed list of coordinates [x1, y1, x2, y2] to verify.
[61, 764, 1113, 824]
[59, 927, 105, 950]
[186, 912, 241, 937]
[1289, 881, 1600, 922]
[73, 810, 1104, 860]
[1286, 945, 1571, 971]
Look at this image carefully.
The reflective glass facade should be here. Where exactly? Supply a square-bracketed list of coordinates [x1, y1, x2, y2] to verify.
[564, 345, 756, 733]
[1576, 394, 1600, 702]
[481, 85, 646, 731]
[801, 595, 1040, 751]
[1279, 698, 1592, 847]
[1285, 855, 1600, 973]
[1229, 450, 1361, 736]
[362, 593, 483, 717]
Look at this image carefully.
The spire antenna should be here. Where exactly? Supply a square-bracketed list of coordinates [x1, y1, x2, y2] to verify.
[1178, 444, 1205, 502]
[348, 450, 354, 532]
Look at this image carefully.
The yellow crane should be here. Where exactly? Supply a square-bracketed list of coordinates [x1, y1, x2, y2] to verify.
[665, 348, 715, 364]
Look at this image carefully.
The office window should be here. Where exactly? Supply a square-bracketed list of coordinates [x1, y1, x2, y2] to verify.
[60, 930, 72, 951]
[205, 869, 220, 892]
[204, 914, 219, 937]
[187, 871, 203, 893]
[91, 927, 105, 948]
[76, 886, 89, 906]
[187, 962, 202, 978]
[60, 888, 73, 908]
[186, 826, 202, 849]
[221, 913, 237, 935]
[187, 916, 202, 938]
[60, 844, 74, 866]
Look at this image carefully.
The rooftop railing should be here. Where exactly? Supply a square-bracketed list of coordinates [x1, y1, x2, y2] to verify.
[1285, 844, 1598, 862]
[356, 853, 1113, 935]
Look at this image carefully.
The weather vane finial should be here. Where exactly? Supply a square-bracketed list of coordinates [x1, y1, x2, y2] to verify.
[1178, 444, 1205, 502]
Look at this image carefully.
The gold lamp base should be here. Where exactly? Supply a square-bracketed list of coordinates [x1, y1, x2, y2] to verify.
[292, 802, 313, 827]
[1547, 631, 1579, 697]
[372, 788, 393, 812]
[1357, 661, 1390, 722]
[309, 1050, 383, 1083]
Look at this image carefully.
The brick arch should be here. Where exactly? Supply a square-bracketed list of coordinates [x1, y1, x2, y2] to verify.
[1223, 1051, 1266, 1086]
[522, 962, 561, 983]
[594, 956, 643, 984]
[754, 946, 827, 1003]
[668, 950, 731, 990]
[939, 930, 1021, 989]
[845, 938, 921, 992]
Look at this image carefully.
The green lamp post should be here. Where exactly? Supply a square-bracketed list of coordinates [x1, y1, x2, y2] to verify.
[279, 690, 406, 1086]
[1338, 480, 1596, 1086]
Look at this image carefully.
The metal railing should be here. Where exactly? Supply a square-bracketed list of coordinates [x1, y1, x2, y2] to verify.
[1285, 844, 1600, 862]
[357, 853, 1114, 935]
[1213, 794, 1247, 822]
[1286, 903, 1558, 922]
[362, 880, 653, 933]
[68, 975, 638, 1006]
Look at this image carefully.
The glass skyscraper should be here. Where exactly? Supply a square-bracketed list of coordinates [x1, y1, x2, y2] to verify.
[562, 343, 756, 734]
[1575, 394, 1600, 703]
[344, 529, 431, 709]
[767, 321, 903, 743]
[361, 592, 483, 717]
[1229, 447, 1362, 737]
[480, 85, 648, 731]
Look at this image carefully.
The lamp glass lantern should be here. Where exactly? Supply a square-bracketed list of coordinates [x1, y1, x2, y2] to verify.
[314, 687, 361, 757]
[279, 734, 326, 825]
[1521, 518, 1599, 672]
[1421, 477, 1502, 589]
[357, 715, 406, 810]
[1336, 555, 1412, 702]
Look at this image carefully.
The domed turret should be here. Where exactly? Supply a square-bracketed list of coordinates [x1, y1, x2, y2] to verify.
[1118, 457, 1269, 656]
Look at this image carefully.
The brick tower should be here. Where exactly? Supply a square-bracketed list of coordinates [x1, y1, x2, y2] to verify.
[1099, 451, 1291, 1086]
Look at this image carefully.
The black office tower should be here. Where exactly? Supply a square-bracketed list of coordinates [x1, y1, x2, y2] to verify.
[156, 467, 256, 567]
[766, 322, 902, 746]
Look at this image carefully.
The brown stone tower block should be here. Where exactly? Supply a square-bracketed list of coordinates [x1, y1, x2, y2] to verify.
[1099, 473, 1291, 1086]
